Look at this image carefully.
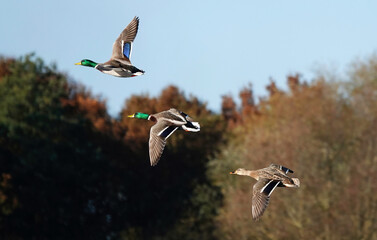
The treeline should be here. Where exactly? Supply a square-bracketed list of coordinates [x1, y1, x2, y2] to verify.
[0, 54, 376, 239]
[0, 55, 225, 240]
[211, 65, 377, 239]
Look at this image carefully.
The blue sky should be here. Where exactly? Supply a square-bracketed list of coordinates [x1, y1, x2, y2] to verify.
[1, 1, 377, 115]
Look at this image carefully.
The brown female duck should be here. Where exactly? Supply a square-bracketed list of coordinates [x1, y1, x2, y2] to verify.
[230, 164, 300, 220]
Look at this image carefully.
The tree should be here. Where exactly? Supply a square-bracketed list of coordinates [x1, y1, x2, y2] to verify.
[210, 68, 377, 239]
[0, 55, 127, 239]
[0, 55, 226, 240]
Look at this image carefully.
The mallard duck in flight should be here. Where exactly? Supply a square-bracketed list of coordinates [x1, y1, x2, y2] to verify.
[75, 16, 144, 77]
[128, 108, 200, 166]
[230, 164, 300, 221]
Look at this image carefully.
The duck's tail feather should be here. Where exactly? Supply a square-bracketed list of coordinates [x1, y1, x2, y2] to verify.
[181, 121, 200, 132]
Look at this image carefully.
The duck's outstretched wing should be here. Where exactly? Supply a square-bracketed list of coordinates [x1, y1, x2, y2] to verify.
[149, 121, 178, 166]
[111, 16, 140, 64]
[252, 178, 280, 221]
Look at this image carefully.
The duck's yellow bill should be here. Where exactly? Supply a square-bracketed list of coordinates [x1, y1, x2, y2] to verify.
[128, 114, 135, 118]
[75, 62, 82, 65]
[229, 172, 234, 174]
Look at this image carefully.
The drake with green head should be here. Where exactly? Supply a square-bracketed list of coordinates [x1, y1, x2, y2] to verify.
[128, 108, 200, 166]
[75, 16, 144, 77]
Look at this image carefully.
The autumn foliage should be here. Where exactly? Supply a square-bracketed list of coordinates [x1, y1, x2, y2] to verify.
[0, 54, 377, 239]
[213, 70, 377, 239]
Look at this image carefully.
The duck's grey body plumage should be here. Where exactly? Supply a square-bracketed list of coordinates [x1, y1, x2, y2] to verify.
[129, 108, 200, 166]
[148, 109, 200, 166]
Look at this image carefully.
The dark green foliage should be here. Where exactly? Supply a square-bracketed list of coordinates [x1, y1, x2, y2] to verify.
[0, 55, 225, 240]
[0, 54, 115, 239]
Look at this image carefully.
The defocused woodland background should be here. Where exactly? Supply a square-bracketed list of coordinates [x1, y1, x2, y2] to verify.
[0, 54, 376, 239]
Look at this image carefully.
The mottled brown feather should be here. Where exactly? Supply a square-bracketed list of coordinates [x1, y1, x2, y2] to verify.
[252, 179, 271, 221]
[231, 164, 300, 221]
